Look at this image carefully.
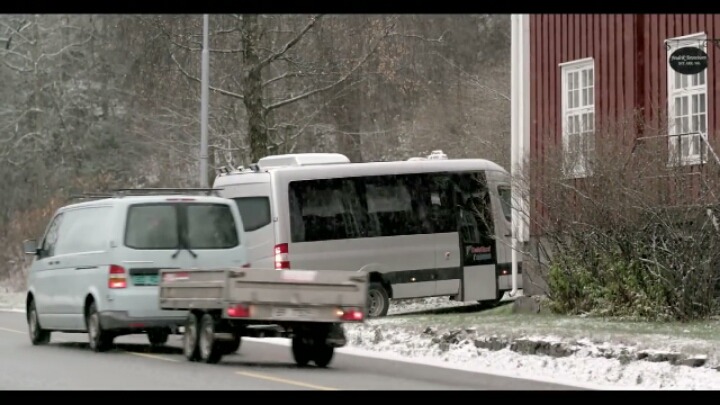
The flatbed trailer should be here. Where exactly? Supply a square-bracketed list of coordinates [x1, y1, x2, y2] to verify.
[159, 267, 368, 367]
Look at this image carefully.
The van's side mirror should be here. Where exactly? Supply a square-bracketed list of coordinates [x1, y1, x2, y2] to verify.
[22, 239, 38, 255]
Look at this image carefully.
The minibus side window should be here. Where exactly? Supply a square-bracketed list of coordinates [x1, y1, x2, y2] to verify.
[289, 178, 365, 242]
[452, 172, 494, 244]
[362, 174, 425, 237]
[426, 173, 457, 234]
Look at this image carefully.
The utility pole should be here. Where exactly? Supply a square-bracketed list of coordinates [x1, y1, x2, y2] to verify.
[199, 14, 210, 188]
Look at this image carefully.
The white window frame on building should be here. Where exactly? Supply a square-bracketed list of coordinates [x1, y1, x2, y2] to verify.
[666, 32, 709, 166]
[560, 57, 595, 178]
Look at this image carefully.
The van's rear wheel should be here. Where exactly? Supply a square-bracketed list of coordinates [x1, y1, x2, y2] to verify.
[183, 313, 201, 361]
[198, 313, 223, 364]
[367, 282, 390, 318]
[86, 302, 114, 352]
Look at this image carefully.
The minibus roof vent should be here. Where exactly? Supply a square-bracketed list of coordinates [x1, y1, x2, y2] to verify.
[407, 150, 449, 161]
[427, 150, 448, 160]
[256, 153, 351, 170]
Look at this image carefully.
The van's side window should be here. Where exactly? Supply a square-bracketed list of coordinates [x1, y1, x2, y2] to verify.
[497, 186, 512, 222]
[39, 213, 64, 259]
[233, 197, 271, 232]
[53, 207, 112, 256]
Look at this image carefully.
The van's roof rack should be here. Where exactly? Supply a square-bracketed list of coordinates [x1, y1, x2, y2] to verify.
[68, 193, 114, 201]
[111, 188, 223, 196]
[67, 188, 224, 203]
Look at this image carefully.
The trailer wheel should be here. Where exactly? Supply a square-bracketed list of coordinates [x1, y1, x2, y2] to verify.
[198, 313, 223, 364]
[183, 312, 201, 362]
[312, 343, 335, 368]
[291, 336, 311, 367]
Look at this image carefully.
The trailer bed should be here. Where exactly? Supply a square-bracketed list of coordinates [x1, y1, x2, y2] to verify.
[160, 268, 367, 320]
[158, 267, 368, 367]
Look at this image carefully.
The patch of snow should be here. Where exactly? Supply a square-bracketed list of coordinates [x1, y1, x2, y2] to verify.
[250, 337, 624, 390]
[388, 291, 520, 316]
[388, 297, 468, 315]
[0, 286, 25, 312]
[333, 324, 720, 390]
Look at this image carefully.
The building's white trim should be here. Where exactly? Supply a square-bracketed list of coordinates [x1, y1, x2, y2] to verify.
[560, 57, 596, 179]
[510, 14, 530, 243]
[510, 14, 531, 296]
[666, 31, 708, 166]
[558, 57, 594, 68]
[664, 32, 707, 43]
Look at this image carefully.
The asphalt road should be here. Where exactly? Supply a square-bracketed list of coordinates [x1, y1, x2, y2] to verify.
[0, 311, 584, 390]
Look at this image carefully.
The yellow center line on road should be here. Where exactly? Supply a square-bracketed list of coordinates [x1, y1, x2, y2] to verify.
[0, 325, 339, 391]
[236, 371, 339, 391]
[126, 351, 339, 390]
[126, 351, 180, 362]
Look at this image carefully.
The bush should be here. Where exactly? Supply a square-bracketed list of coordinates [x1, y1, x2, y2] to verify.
[519, 113, 720, 322]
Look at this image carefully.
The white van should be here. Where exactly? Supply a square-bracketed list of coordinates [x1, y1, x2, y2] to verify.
[213, 151, 522, 317]
[22, 191, 248, 352]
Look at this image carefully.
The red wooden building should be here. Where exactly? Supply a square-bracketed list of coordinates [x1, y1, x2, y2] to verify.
[511, 14, 720, 295]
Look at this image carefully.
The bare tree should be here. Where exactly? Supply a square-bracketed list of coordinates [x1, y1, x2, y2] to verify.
[0, 14, 515, 289]
[161, 14, 393, 163]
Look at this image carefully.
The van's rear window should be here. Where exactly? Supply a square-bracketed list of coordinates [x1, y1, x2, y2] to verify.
[124, 203, 239, 250]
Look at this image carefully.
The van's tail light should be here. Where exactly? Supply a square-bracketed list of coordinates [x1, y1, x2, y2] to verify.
[227, 304, 250, 318]
[108, 265, 127, 289]
[336, 307, 364, 322]
[274, 243, 290, 270]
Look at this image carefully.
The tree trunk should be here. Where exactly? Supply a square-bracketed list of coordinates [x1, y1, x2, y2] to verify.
[240, 14, 268, 163]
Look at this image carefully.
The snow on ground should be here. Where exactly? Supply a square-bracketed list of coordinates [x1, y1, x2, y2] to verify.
[338, 299, 720, 390]
[0, 287, 24, 312]
[388, 291, 517, 315]
[388, 297, 469, 315]
[255, 333, 720, 390]
[349, 335, 720, 390]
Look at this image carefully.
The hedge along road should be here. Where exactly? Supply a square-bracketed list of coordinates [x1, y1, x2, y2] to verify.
[0, 310, 584, 390]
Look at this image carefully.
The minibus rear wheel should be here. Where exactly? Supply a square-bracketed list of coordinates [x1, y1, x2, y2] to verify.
[367, 282, 390, 317]
[148, 328, 170, 346]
